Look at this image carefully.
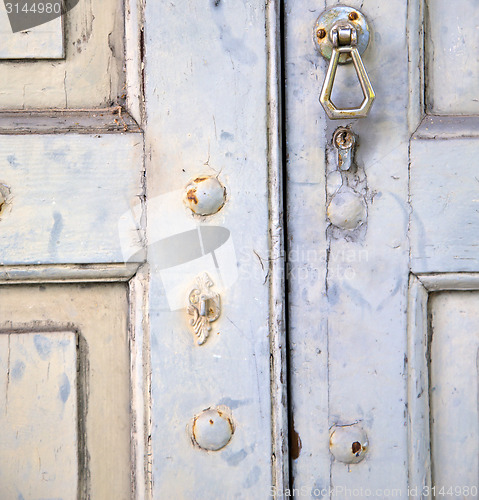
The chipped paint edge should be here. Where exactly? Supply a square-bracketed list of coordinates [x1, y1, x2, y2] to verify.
[125, 0, 145, 125]
[266, 0, 289, 496]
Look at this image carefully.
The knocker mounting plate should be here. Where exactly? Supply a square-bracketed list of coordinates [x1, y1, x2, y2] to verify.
[313, 5, 370, 64]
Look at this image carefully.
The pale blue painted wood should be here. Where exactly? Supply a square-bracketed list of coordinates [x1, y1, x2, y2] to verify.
[0, 10, 63, 59]
[0, 331, 78, 499]
[0, 133, 144, 265]
[429, 292, 479, 491]
[410, 133, 479, 273]
[426, 0, 479, 115]
[286, 0, 411, 493]
[144, 0, 273, 497]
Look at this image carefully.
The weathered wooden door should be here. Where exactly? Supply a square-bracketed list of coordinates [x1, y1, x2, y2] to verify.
[135, 0, 479, 497]
[286, 0, 479, 497]
[1, 0, 477, 498]
[0, 1, 146, 498]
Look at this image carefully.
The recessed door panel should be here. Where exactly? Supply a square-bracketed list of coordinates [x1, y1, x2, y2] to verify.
[0, 331, 78, 499]
[429, 291, 479, 492]
[0, 12, 63, 59]
[0, 282, 131, 499]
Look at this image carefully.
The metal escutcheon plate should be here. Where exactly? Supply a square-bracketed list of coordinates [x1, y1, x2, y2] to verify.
[313, 5, 370, 64]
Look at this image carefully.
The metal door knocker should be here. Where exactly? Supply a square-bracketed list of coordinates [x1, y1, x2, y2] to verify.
[313, 5, 375, 119]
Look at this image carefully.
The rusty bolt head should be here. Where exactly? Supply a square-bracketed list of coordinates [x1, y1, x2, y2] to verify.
[183, 176, 226, 216]
[191, 406, 235, 451]
[327, 187, 367, 231]
[348, 11, 359, 21]
[330, 424, 368, 464]
[316, 28, 327, 40]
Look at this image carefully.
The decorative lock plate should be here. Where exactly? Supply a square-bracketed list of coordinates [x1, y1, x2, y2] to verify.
[188, 273, 221, 345]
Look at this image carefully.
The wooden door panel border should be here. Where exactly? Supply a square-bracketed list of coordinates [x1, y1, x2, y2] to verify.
[407, 272, 479, 495]
[266, 0, 289, 494]
[0, 262, 150, 499]
[0, 110, 141, 135]
[414, 116, 479, 140]
[0, 262, 141, 284]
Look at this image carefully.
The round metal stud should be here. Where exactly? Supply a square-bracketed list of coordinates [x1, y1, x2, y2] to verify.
[327, 187, 367, 230]
[330, 424, 368, 464]
[192, 407, 234, 451]
[184, 176, 226, 216]
[313, 5, 370, 64]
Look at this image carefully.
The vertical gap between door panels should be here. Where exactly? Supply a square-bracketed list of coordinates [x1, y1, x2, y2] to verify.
[279, 0, 294, 492]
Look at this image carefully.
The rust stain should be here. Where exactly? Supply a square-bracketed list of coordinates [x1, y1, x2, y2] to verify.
[186, 188, 198, 205]
[112, 105, 129, 132]
[352, 441, 362, 456]
[191, 415, 199, 445]
[290, 418, 302, 460]
[348, 11, 359, 21]
[217, 409, 235, 434]
[209, 419, 214, 425]
[193, 176, 209, 183]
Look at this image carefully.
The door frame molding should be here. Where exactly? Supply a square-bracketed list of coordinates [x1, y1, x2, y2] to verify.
[0, 262, 150, 498]
[407, 272, 479, 493]
[266, 0, 289, 495]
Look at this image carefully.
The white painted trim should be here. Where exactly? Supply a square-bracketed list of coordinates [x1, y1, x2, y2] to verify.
[407, 272, 479, 495]
[129, 264, 150, 500]
[266, 0, 289, 496]
[418, 273, 479, 291]
[0, 263, 141, 284]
